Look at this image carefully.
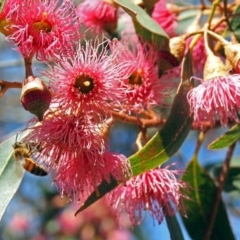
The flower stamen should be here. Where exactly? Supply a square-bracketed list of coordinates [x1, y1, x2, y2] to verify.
[129, 69, 143, 85]
[74, 75, 95, 94]
[33, 12, 51, 33]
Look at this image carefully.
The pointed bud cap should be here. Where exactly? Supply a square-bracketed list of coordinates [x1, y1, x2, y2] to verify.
[169, 35, 186, 63]
[203, 53, 228, 80]
[206, 30, 240, 73]
[224, 43, 240, 73]
[20, 76, 51, 121]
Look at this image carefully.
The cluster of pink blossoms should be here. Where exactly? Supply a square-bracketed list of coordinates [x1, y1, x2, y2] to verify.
[22, 33, 174, 206]
[0, 0, 206, 226]
[0, 0, 80, 61]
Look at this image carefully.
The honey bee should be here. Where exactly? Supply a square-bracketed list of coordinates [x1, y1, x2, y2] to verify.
[12, 141, 48, 176]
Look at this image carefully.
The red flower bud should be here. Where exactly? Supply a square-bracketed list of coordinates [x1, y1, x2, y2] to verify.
[20, 76, 51, 121]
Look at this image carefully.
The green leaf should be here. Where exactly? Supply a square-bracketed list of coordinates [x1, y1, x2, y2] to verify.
[114, 0, 169, 49]
[176, 9, 200, 35]
[181, 157, 235, 240]
[129, 50, 193, 176]
[0, 136, 24, 221]
[141, 0, 158, 14]
[230, 6, 240, 42]
[165, 215, 185, 240]
[208, 164, 240, 193]
[208, 124, 240, 149]
[77, 51, 194, 212]
[0, 0, 6, 13]
[75, 176, 118, 213]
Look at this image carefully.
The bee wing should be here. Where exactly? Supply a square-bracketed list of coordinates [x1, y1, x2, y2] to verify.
[14, 160, 25, 177]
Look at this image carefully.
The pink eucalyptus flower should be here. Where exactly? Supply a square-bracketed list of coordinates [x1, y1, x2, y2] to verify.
[46, 38, 132, 122]
[152, 0, 178, 37]
[9, 213, 30, 232]
[76, 0, 118, 34]
[55, 151, 131, 201]
[110, 38, 172, 113]
[6, 0, 80, 61]
[107, 167, 187, 226]
[187, 75, 240, 128]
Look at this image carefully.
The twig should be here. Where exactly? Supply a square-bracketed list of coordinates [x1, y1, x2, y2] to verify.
[111, 110, 166, 128]
[24, 56, 34, 77]
[0, 79, 22, 99]
[223, 0, 233, 32]
[203, 143, 236, 240]
[135, 127, 147, 150]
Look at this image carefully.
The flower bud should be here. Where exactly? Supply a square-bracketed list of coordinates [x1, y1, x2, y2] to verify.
[206, 30, 240, 73]
[203, 53, 228, 80]
[224, 43, 240, 73]
[169, 35, 186, 63]
[20, 76, 51, 121]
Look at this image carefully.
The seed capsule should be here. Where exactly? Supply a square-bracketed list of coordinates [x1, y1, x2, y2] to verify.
[20, 76, 51, 121]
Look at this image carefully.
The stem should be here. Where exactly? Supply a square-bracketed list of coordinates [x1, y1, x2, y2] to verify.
[203, 143, 236, 240]
[207, 0, 221, 26]
[24, 55, 34, 77]
[178, 5, 212, 13]
[199, 0, 205, 9]
[0, 79, 22, 98]
[194, 131, 205, 157]
[207, 30, 229, 45]
[135, 127, 147, 150]
[111, 110, 166, 128]
[223, 0, 232, 32]
[204, 28, 212, 56]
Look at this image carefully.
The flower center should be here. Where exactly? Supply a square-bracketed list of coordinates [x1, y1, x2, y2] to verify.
[33, 12, 52, 33]
[129, 69, 143, 85]
[74, 75, 95, 94]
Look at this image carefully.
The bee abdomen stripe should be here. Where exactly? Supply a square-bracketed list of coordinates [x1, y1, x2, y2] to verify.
[24, 160, 34, 171]
[32, 167, 48, 176]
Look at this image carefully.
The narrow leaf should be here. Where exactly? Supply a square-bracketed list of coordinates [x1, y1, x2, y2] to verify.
[0, 136, 24, 221]
[75, 176, 118, 213]
[180, 157, 235, 240]
[114, 0, 169, 49]
[165, 215, 185, 240]
[208, 124, 240, 149]
[141, 0, 158, 14]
